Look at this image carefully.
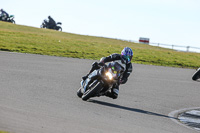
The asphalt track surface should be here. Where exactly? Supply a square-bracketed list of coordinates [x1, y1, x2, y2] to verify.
[0, 51, 199, 133]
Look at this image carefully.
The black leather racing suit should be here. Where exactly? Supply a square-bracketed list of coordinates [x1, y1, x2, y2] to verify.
[48, 16, 56, 29]
[85, 53, 132, 99]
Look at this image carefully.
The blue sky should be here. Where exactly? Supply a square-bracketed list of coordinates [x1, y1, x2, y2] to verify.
[2, 0, 200, 51]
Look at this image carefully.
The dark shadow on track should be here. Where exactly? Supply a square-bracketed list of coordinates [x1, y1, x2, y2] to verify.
[89, 99, 177, 120]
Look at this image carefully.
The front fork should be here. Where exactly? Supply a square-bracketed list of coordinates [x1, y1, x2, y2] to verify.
[81, 70, 100, 93]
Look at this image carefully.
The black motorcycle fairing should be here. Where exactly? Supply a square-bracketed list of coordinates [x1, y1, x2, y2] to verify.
[78, 61, 125, 100]
[83, 69, 102, 92]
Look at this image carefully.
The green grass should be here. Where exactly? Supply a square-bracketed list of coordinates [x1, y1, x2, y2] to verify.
[0, 131, 9, 133]
[0, 21, 200, 68]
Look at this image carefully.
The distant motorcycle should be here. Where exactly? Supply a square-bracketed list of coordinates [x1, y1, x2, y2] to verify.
[40, 19, 62, 31]
[77, 62, 124, 101]
[0, 14, 15, 24]
[192, 68, 200, 81]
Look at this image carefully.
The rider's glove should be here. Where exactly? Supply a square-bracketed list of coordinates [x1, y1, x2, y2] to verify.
[98, 61, 105, 66]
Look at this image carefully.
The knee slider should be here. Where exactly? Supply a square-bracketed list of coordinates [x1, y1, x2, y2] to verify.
[92, 62, 99, 70]
[92, 62, 98, 67]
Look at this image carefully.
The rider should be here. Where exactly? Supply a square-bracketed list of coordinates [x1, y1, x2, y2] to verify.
[48, 16, 56, 29]
[0, 9, 9, 21]
[82, 47, 133, 99]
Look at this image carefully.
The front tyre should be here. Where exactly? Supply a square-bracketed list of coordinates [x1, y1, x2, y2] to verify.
[192, 68, 200, 80]
[82, 81, 103, 101]
[77, 87, 83, 98]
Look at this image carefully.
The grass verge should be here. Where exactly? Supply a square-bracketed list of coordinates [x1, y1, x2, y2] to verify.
[0, 21, 200, 68]
[0, 131, 9, 133]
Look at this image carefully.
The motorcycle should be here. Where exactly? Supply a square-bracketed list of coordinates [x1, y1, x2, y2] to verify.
[77, 62, 124, 101]
[0, 14, 15, 24]
[192, 68, 200, 81]
[40, 19, 62, 31]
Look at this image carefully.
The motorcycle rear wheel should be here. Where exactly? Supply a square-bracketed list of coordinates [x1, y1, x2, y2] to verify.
[11, 20, 15, 24]
[82, 81, 103, 101]
[56, 26, 62, 31]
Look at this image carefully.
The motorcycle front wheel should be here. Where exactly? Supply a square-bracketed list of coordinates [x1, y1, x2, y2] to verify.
[77, 87, 83, 98]
[192, 68, 200, 81]
[82, 81, 103, 101]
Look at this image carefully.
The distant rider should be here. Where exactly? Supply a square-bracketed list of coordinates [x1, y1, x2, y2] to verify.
[0, 9, 9, 21]
[82, 47, 133, 99]
[48, 16, 56, 29]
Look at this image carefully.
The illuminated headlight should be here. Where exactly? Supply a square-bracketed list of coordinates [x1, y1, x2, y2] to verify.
[105, 72, 113, 80]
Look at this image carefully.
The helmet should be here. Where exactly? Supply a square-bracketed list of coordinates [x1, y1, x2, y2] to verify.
[121, 47, 133, 63]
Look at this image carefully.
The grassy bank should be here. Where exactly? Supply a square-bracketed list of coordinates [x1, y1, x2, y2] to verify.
[0, 21, 199, 68]
[0, 131, 8, 133]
